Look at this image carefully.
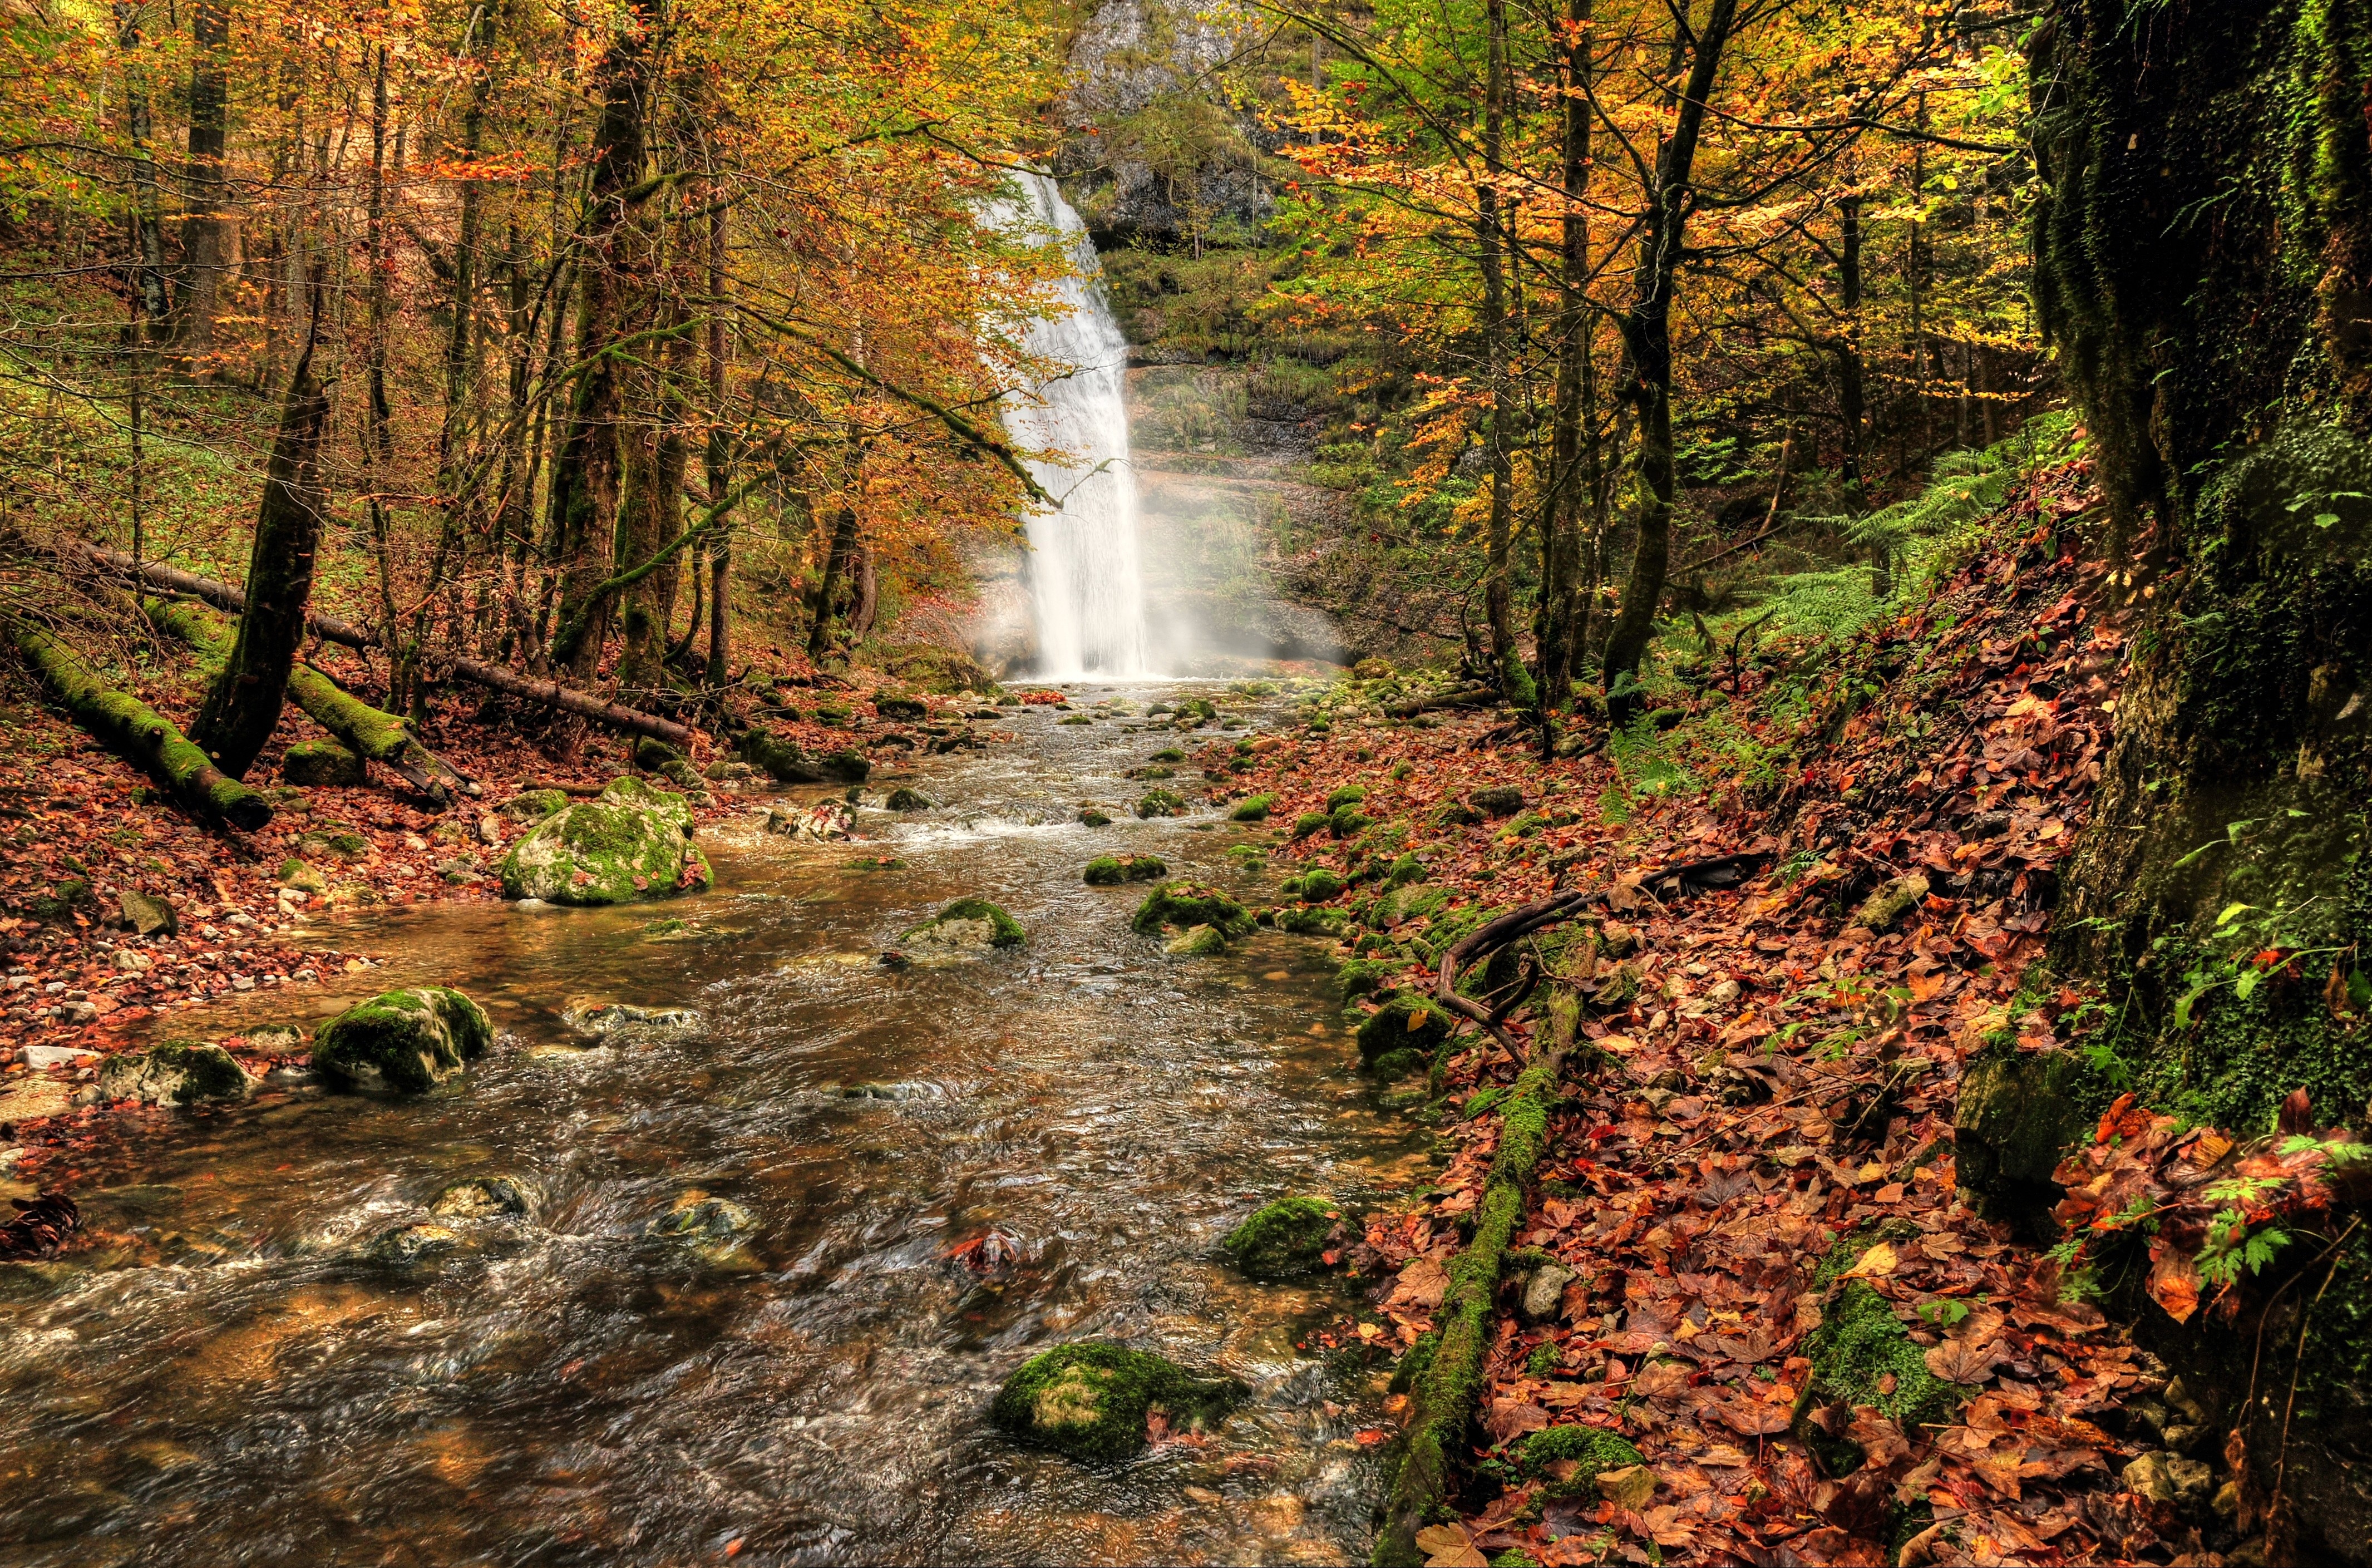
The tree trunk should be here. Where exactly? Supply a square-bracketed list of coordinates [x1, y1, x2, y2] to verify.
[1602, 0, 1739, 724]
[172, 0, 232, 364]
[704, 195, 733, 687]
[114, 4, 169, 332]
[2034, 1, 2372, 1551]
[1537, 0, 1595, 713]
[1476, 0, 1525, 707]
[187, 336, 331, 777]
[9, 621, 271, 830]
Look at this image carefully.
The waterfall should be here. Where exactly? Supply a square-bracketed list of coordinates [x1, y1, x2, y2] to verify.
[997, 173, 1153, 678]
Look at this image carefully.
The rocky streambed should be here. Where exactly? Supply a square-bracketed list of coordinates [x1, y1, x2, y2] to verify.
[0, 684, 1428, 1566]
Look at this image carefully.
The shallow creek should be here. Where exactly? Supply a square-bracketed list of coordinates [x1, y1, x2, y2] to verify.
[0, 687, 1432, 1566]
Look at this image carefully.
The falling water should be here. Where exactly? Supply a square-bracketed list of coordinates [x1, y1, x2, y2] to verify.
[998, 173, 1153, 678]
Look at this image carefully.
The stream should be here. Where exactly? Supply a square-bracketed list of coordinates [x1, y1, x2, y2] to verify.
[0, 689, 1426, 1566]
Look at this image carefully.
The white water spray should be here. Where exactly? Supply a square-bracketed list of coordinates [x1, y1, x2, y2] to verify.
[996, 173, 1153, 678]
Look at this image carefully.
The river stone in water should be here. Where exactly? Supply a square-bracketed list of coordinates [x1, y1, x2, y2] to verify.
[314, 987, 494, 1093]
[98, 1041, 256, 1106]
[899, 898, 1025, 958]
[430, 1176, 536, 1219]
[1164, 923, 1228, 957]
[565, 1000, 704, 1038]
[499, 775, 711, 906]
[990, 1342, 1245, 1464]
[366, 1222, 464, 1265]
[767, 800, 853, 841]
[1221, 1195, 1343, 1281]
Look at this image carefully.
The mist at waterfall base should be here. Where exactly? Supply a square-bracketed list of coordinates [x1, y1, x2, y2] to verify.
[993, 174, 1162, 680]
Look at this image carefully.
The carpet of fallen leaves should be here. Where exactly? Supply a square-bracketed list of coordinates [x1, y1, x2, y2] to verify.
[0, 642, 989, 1175]
[1215, 461, 2285, 1565]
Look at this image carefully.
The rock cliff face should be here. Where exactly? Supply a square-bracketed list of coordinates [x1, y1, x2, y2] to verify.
[1056, 0, 1272, 246]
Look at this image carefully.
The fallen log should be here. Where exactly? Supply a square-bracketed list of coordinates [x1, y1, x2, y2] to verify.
[7, 619, 272, 830]
[145, 598, 470, 804]
[1384, 683, 1496, 720]
[76, 544, 696, 748]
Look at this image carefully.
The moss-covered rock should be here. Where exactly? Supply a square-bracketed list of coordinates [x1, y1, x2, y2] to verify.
[1276, 906, 1348, 938]
[1150, 746, 1187, 763]
[1290, 811, 1330, 839]
[1798, 1275, 1965, 1457]
[282, 739, 366, 787]
[499, 775, 711, 906]
[314, 987, 494, 1093]
[1078, 807, 1113, 827]
[1368, 1045, 1429, 1081]
[1229, 793, 1275, 822]
[1954, 1048, 2095, 1223]
[1517, 1423, 1644, 1495]
[1290, 866, 1347, 903]
[1085, 854, 1167, 886]
[884, 787, 931, 811]
[1136, 788, 1187, 818]
[990, 1341, 1245, 1463]
[1131, 882, 1256, 939]
[901, 897, 1025, 953]
[872, 691, 928, 721]
[1470, 785, 1523, 818]
[498, 788, 570, 824]
[277, 857, 330, 895]
[818, 748, 870, 783]
[1165, 923, 1229, 956]
[633, 736, 686, 770]
[1355, 994, 1456, 1064]
[1324, 783, 1367, 812]
[1336, 957, 1397, 1003]
[1221, 1195, 1344, 1280]
[1328, 803, 1371, 837]
[98, 1040, 256, 1105]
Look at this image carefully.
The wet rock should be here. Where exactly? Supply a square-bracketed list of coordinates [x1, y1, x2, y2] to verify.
[1285, 867, 1345, 903]
[500, 776, 712, 906]
[647, 1189, 756, 1245]
[990, 1341, 1245, 1463]
[1354, 995, 1454, 1065]
[1221, 1195, 1344, 1280]
[430, 1176, 536, 1219]
[1130, 883, 1255, 939]
[766, 800, 854, 841]
[1953, 1048, 2092, 1224]
[366, 1222, 463, 1265]
[314, 987, 494, 1094]
[1083, 853, 1167, 886]
[116, 889, 177, 938]
[1078, 808, 1113, 827]
[901, 898, 1026, 954]
[499, 788, 570, 824]
[657, 759, 708, 796]
[1520, 1263, 1577, 1324]
[633, 736, 686, 771]
[832, 1080, 946, 1101]
[565, 1000, 704, 1037]
[884, 787, 932, 812]
[1135, 788, 1187, 818]
[1274, 906, 1347, 938]
[97, 1041, 256, 1106]
[1164, 923, 1228, 956]
[1851, 873, 1931, 931]
[282, 739, 367, 787]
[819, 748, 871, 784]
[873, 692, 928, 721]
[2123, 1451, 2214, 1510]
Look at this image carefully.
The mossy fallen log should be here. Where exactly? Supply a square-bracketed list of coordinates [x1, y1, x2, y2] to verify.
[146, 597, 463, 802]
[6, 619, 270, 830]
[1371, 1052, 1563, 1566]
[78, 543, 694, 747]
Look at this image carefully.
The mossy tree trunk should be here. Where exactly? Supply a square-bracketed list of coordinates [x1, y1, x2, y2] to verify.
[2033, 2, 2372, 1554]
[187, 337, 331, 778]
[9, 621, 270, 830]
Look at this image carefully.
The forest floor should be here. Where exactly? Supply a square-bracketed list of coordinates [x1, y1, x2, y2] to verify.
[0, 642, 992, 1157]
[1212, 455, 2265, 1565]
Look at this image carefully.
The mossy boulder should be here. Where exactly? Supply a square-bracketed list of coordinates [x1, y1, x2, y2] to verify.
[1288, 866, 1347, 903]
[1797, 1275, 1966, 1463]
[633, 736, 686, 770]
[1954, 1048, 2095, 1223]
[884, 787, 932, 811]
[819, 748, 871, 783]
[1136, 788, 1187, 818]
[1368, 1046, 1429, 1081]
[1355, 995, 1456, 1064]
[1336, 958, 1397, 1003]
[1165, 923, 1229, 956]
[1290, 811, 1331, 839]
[1078, 807, 1113, 827]
[98, 1040, 256, 1105]
[1517, 1424, 1644, 1496]
[1229, 793, 1275, 822]
[1324, 783, 1367, 812]
[499, 775, 712, 906]
[1471, 786, 1525, 817]
[990, 1342, 1245, 1464]
[1084, 854, 1167, 886]
[1221, 1195, 1344, 1280]
[872, 691, 929, 721]
[901, 897, 1025, 953]
[1276, 906, 1348, 938]
[499, 788, 570, 824]
[1150, 746, 1188, 763]
[277, 857, 331, 896]
[282, 739, 366, 787]
[314, 987, 494, 1093]
[1328, 804, 1371, 837]
[1131, 883, 1256, 939]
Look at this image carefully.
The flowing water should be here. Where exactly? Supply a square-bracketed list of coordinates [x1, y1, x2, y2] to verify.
[998, 175, 1157, 679]
[0, 693, 1428, 1566]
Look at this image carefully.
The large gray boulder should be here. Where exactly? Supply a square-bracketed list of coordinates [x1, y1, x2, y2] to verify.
[499, 776, 712, 906]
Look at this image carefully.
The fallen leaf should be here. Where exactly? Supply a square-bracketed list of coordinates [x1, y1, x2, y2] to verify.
[2147, 1245, 2201, 1324]
[1840, 1241, 1898, 1279]
[1924, 1338, 2002, 1384]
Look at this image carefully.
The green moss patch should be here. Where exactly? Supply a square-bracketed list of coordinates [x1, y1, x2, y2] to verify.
[1799, 1278, 1965, 1457]
[1517, 1423, 1643, 1493]
[902, 897, 1025, 951]
[1222, 1195, 1344, 1280]
[98, 1039, 256, 1105]
[1136, 787, 1187, 818]
[990, 1341, 1245, 1463]
[1086, 854, 1170, 886]
[1131, 882, 1255, 938]
[499, 775, 709, 906]
[1229, 793, 1275, 822]
[1356, 995, 1456, 1063]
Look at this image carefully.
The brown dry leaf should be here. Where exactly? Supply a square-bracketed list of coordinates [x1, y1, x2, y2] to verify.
[1390, 1258, 1451, 1309]
[1596, 1463, 1656, 1511]
[2147, 1245, 2201, 1324]
[1631, 1361, 1693, 1401]
[1414, 1524, 1473, 1556]
[1719, 1398, 1793, 1436]
[1924, 1338, 2001, 1384]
